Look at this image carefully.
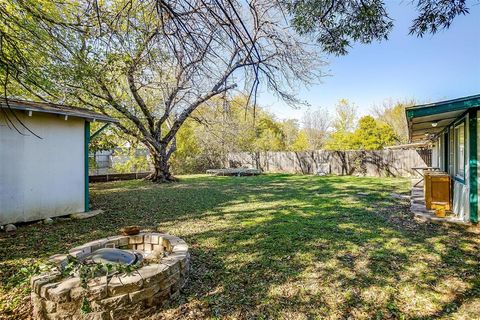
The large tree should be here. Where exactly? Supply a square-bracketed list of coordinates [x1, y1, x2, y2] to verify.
[0, 0, 320, 181]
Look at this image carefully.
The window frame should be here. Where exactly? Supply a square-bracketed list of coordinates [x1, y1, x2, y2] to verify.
[454, 121, 466, 181]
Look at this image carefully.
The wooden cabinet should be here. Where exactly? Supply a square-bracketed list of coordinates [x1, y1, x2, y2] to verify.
[424, 172, 452, 210]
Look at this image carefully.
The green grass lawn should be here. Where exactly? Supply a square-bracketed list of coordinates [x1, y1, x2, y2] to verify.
[1, 174, 479, 319]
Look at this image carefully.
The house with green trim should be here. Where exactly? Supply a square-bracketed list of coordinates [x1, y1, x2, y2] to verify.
[406, 94, 480, 224]
[0, 98, 117, 225]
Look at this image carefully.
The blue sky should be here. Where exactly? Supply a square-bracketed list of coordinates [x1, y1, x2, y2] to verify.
[259, 1, 480, 120]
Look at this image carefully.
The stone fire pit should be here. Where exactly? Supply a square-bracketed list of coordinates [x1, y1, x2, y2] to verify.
[31, 233, 190, 319]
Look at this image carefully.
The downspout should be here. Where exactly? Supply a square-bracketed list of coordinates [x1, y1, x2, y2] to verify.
[468, 109, 478, 223]
[84, 121, 90, 212]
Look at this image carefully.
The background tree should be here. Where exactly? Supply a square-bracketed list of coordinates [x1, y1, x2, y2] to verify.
[170, 95, 257, 173]
[280, 119, 302, 151]
[169, 120, 205, 174]
[350, 115, 396, 150]
[302, 107, 331, 149]
[169, 94, 331, 173]
[332, 99, 358, 132]
[170, 95, 289, 173]
[325, 99, 358, 150]
[325, 100, 398, 150]
[373, 100, 416, 144]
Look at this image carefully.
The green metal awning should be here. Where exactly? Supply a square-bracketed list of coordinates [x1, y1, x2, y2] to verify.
[406, 94, 480, 142]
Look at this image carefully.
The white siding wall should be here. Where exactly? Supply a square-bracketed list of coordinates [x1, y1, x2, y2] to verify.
[0, 111, 85, 224]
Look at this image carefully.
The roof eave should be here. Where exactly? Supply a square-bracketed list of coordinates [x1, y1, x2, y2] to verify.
[406, 94, 480, 119]
[3, 104, 118, 123]
[405, 94, 480, 142]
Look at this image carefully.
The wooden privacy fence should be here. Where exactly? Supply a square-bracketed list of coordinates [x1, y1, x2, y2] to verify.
[89, 172, 150, 183]
[226, 149, 431, 177]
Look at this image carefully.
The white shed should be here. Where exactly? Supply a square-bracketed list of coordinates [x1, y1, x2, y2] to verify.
[0, 98, 117, 225]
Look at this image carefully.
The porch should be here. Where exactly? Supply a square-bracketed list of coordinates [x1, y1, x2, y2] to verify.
[410, 179, 469, 225]
[406, 94, 480, 226]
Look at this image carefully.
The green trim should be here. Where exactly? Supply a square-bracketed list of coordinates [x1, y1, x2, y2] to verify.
[406, 98, 477, 142]
[91, 123, 110, 140]
[84, 121, 90, 212]
[406, 94, 480, 119]
[469, 110, 478, 223]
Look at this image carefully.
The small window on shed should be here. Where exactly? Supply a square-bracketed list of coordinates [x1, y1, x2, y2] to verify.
[454, 122, 465, 178]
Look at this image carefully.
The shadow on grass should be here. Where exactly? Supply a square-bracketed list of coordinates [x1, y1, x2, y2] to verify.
[1, 174, 479, 319]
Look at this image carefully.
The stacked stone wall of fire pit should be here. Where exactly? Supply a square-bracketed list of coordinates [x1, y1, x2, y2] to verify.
[31, 233, 190, 320]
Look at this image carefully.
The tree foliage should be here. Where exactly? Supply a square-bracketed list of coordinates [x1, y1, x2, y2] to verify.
[326, 100, 397, 150]
[350, 115, 396, 150]
[283, 0, 474, 55]
[286, 0, 393, 55]
[89, 123, 122, 155]
[290, 130, 310, 151]
[410, 0, 471, 36]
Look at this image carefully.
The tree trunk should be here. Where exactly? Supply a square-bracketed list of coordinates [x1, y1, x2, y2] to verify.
[146, 149, 177, 183]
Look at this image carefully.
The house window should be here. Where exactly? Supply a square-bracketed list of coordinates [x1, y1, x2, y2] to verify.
[454, 122, 465, 178]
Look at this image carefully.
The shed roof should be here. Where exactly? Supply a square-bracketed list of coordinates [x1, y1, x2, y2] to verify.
[405, 94, 480, 142]
[0, 98, 118, 123]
